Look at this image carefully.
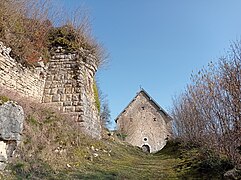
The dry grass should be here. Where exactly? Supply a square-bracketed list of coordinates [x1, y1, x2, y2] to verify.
[0, 88, 233, 179]
[0, 0, 107, 67]
[0, 86, 83, 166]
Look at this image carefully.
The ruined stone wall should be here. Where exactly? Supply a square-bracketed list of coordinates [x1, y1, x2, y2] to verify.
[42, 47, 101, 139]
[0, 42, 46, 102]
[117, 92, 171, 153]
[0, 42, 101, 139]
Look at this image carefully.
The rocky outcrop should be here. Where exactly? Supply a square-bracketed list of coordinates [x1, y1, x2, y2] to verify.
[0, 101, 24, 170]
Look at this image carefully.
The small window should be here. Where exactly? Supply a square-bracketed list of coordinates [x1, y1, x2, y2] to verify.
[153, 118, 157, 121]
[142, 106, 145, 110]
[144, 138, 148, 141]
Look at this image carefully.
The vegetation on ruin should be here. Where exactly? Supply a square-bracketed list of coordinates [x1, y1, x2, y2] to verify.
[0, 95, 9, 105]
[93, 80, 101, 113]
[0, 0, 107, 67]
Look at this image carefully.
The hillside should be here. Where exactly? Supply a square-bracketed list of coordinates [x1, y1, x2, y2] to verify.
[0, 96, 233, 180]
[0, 1, 240, 179]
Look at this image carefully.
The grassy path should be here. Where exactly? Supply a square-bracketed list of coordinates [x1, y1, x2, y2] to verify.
[67, 141, 182, 180]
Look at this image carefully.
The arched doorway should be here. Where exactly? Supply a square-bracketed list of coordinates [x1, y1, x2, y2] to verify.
[141, 145, 150, 153]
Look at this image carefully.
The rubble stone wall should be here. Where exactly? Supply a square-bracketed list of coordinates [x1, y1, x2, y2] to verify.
[0, 42, 101, 139]
[0, 42, 46, 102]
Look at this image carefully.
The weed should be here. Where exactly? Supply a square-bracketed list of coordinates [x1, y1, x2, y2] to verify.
[0, 95, 9, 104]
[93, 80, 101, 112]
[0, 0, 107, 67]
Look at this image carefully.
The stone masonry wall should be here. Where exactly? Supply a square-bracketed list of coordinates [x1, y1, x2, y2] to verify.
[0, 42, 46, 102]
[0, 42, 101, 139]
[42, 47, 101, 139]
[117, 91, 171, 153]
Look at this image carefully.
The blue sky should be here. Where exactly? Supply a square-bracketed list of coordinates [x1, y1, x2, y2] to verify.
[61, 1, 241, 128]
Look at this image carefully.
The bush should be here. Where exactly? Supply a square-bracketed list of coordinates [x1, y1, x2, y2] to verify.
[198, 148, 233, 174]
[172, 40, 241, 166]
[48, 25, 79, 52]
[0, 0, 107, 67]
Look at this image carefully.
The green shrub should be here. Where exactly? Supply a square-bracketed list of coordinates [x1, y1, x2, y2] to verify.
[116, 133, 128, 141]
[0, 0, 106, 67]
[198, 148, 233, 174]
[48, 25, 79, 53]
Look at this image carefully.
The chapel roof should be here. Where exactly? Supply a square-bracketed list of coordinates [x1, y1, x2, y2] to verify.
[115, 88, 171, 122]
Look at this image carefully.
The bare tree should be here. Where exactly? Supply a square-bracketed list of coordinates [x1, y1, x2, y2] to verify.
[172, 40, 241, 165]
[100, 101, 111, 128]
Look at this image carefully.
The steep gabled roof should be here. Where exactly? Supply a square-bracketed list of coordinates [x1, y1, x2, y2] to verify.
[115, 88, 171, 123]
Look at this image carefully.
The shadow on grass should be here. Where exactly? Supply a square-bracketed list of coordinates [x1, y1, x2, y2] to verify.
[155, 140, 234, 180]
[69, 170, 119, 180]
[9, 159, 121, 180]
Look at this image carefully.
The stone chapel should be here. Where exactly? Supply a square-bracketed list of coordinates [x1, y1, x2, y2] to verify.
[115, 89, 172, 153]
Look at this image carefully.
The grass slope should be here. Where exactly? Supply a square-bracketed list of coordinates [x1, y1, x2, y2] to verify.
[0, 97, 232, 180]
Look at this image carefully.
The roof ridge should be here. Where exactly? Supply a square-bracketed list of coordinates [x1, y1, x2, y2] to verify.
[115, 88, 171, 122]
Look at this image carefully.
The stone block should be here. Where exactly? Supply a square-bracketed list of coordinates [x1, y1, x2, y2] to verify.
[46, 75, 53, 81]
[64, 80, 73, 85]
[71, 114, 79, 121]
[75, 106, 83, 112]
[73, 101, 78, 106]
[65, 86, 72, 94]
[72, 94, 80, 101]
[52, 81, 59, 87]
[0, 142, 7, 162]
[60, 94, 65, 101]
[0, 162, 6, 170]
[50, 88, 58, 95]
[43, 95, 52, 103]
[44, 81, 52, 89]
[65, 74, 72, 80]
[57, 88, 64, 94]
[65, 94, 72, 101]
[0, 155, 6, 162]
[53, 75, 61, 81]
[64, 64, 71, 68]
[64, 106, 74, 112]
[0, 101, 24, 136]
[63, 101, 72, 106]
[52, 94, 60, 102]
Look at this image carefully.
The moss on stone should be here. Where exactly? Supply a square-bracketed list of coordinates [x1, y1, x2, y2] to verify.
[93, 80, 101, 113]
[0, 95, 9, 105]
